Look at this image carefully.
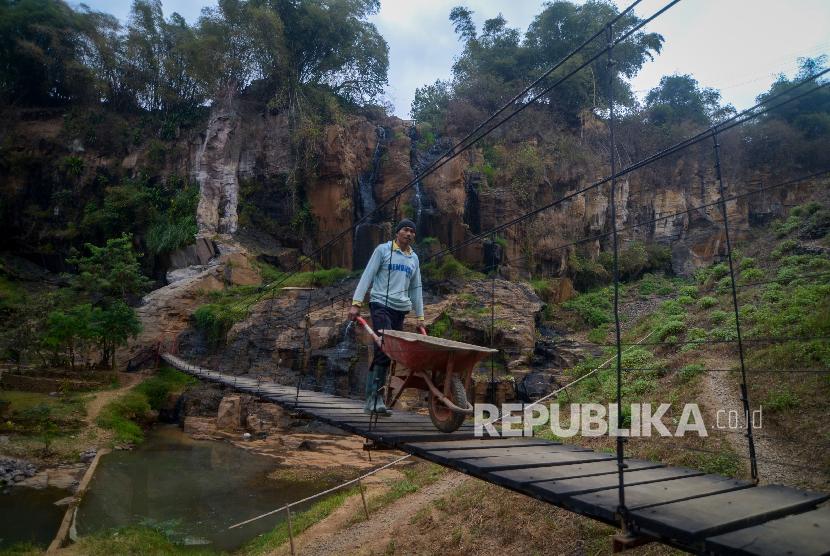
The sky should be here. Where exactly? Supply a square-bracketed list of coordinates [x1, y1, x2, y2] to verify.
[80, 0, 829, 119]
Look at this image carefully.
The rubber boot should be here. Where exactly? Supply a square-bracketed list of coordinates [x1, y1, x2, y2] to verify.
[363, 367, 378, 414]
[371, 364, 392, 416]
[364, 363, 392, 416]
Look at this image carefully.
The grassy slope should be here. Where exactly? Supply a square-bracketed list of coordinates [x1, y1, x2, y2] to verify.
[544, 199, 830, 484]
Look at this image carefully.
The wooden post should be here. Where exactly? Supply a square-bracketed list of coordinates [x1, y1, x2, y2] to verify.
[359, 479, 370, 520]
[286, 507, 296, 556]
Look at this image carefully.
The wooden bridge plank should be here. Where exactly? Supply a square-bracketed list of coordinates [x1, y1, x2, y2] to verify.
[410, 444, 593, 461]
[569, 475, 752, 522]
[489, 459, 664, 488]
[704, 505, 830, 556]
[630, 485, 830, 544]
[533, 466, 703, 499]
[404, 438, 556, 451]
[451, 449, 615, 473]
[166, 357, 830, 556]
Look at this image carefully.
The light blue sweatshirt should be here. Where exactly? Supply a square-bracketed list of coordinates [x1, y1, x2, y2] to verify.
[352, 241, 424, 319]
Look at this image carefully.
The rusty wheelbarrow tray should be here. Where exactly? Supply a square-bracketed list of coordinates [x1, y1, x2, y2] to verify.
[356, 317, 496, 432]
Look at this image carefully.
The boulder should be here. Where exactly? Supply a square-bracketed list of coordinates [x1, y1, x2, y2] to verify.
[216, 395, 245, 430]
[222, 252, 261, 286]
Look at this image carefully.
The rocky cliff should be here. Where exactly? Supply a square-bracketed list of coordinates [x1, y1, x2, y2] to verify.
[190, 92, 824, 281]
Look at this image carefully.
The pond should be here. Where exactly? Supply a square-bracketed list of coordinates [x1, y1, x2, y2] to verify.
[76, 425, 325, 551]
[0, 485, 68, 549]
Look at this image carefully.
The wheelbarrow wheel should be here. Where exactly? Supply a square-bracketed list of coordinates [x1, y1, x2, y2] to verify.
[428, 373, 468, 433]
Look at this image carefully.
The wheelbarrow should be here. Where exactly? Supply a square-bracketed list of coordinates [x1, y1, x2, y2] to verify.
[355, 317, 497, 432]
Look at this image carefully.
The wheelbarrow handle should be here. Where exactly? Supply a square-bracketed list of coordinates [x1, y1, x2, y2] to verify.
[354, 316, 382, 347]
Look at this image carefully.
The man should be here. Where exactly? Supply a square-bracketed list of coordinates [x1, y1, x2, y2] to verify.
[349, 219, 426, 415]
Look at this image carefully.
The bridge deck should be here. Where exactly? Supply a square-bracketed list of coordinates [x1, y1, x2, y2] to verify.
[163, 354, 830, 555]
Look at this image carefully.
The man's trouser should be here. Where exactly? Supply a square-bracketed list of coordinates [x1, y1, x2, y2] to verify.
[365, 302, 407, 412]
[368, 302, 407, 370]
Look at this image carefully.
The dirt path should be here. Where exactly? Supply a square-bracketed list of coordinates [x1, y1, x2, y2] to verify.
[697, 353, 823, 487]
[83, 372, 143, 424]
[268, 470, 469, 556]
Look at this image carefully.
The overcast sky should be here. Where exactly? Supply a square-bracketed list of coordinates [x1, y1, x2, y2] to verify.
[80, 0, 829, 118]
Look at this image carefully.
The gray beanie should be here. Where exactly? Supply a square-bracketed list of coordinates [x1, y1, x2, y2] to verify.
[395, 219, 417, 233]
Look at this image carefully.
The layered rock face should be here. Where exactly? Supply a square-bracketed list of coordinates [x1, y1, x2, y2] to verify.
[190, 92, 826, 280]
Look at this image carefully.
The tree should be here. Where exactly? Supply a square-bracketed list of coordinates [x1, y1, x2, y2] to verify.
[523, 0, 663, 121]
[44, 304, 93, 370]
[68, 233, 151, 304]
[0, 0, 97, 105]
[645, 74, 733, 127]
[91, 301, 141, 369]
[411, 79, 451, 127]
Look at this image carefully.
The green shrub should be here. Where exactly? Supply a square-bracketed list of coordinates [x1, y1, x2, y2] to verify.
[775, 266, 799, 284]
[681, 327, 707, 352]
[677, 295, 695, 306]
[774, 215, 801, 237]
[763, 388, 800, 412]
[96, 368, 194, 444]
[761, 283, 783, 303]
[710, 263, 729, 280]
[771, 239, 798, 258]
[283, 267, 351, 287]
[695, 451, 741, 476]
[587, 326, 607, 343]
[739, 268, 764, 284]
[715, 276, 733, 294]
[422, 255, 484, 282]
[568, 252, 610, 290]
[697, 296, 718, 309]
[660, 300, 686, 317]
[430, 313, 452, 339]
[562, 287, 612, 327]
[679, 285, 698, 298]
[620, 347, 654, 370]
[709, 324, 738, 342]
[192, 304, 244, 347]
[738, 257, 756, 271]
[710, 310, 729, 324]
[679, 364, 705, 382]
[135, 367, 195, 410]
[800, 208, 830, 239]
[655, 319, 685, 341]
[96, 391, 150, 444]
[638, 273, 674, 296]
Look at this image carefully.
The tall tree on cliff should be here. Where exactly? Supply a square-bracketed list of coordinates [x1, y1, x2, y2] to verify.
[191, 0, 388, 106]
[0, 0, 97, 106]
[424, 1, 663, 131]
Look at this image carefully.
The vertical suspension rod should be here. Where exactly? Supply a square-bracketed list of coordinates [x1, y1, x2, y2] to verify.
[296, 254, 317, 407]
[607, 22, 628, 525]
[711, 130, 759, 482]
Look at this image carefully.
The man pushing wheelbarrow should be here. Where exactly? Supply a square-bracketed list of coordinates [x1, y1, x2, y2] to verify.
[348, 219, 426, 416]
[349, 220, 496, 431]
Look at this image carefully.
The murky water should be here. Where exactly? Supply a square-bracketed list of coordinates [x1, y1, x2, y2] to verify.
[76, 426, 324, 551]
[0, 486, 67, 549]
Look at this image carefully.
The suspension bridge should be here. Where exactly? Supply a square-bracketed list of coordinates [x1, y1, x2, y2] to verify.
[144, 0, 830, 552]
[161, 352, 829, 555]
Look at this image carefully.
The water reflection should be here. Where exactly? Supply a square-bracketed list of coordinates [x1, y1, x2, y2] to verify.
[77, 426, 323, 551]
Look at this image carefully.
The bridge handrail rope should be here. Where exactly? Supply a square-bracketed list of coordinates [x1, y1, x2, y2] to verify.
[211, 75, 830, 352]
[240, 167, 830, 329]
[227, 453, 412, 530]
[211, 72, 829, 335]
[237, 68, 830, 327]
